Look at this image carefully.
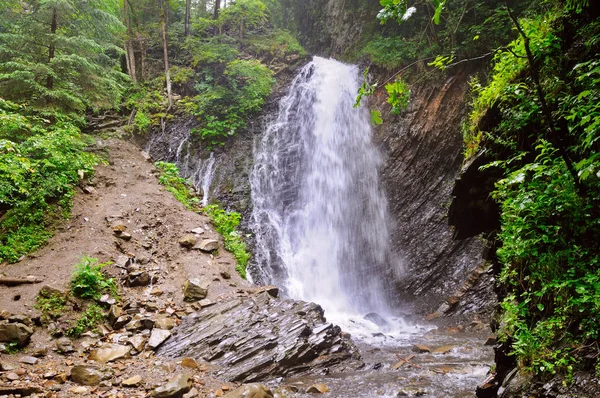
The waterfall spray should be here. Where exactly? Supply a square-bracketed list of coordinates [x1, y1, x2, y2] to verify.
[251, 57, 399, 324]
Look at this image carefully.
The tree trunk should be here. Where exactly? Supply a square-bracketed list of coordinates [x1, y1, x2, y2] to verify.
[214, 0, 221, 19]
[161, 0, 172, 108]
[46, 7, 58, 89]
[506, 3, 582, 195]
[124, 1, 137, 82]
[140, 35, 146, 82]
[185, 0, 191, 36]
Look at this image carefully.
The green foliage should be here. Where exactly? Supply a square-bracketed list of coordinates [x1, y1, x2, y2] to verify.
[155, 162, 200, 210]
[185, 36, 240, 67]
[356, 0, 521, 116]
[0, 0, 127, 112]
[0, 100, 98, 263]
[5, 341, 23, 354]
[123, 81, 165, 134]
[494, 148, 600, 376]
[184, 59, 274, 146]
[378, 0, 446, 26]
[219, 0, 268, 39]
[204, 204, 250, 279]
[244, 29, 306, 62]
[385, 78, 411, 114]
[467, 1, 600, 380]
[66, 303, 106, 338]
[70, 256, 116, 300]
[360, 35, 418, 70]
[35, 291, 67, 321]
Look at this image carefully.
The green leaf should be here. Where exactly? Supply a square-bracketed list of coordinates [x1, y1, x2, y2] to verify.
[370, 110, 383, 125]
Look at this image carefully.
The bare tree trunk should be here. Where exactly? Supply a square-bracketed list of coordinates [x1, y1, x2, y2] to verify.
[185, 0, 191, 36]
[124, 1, 137, 82]
[160, 0, 172, 108]
[140, 36, 146, 82]
[214, 0, 221, 19]
[46, 7, 58, 89]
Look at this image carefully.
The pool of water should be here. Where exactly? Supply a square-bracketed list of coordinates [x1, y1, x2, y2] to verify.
[275, 316, 493, 398]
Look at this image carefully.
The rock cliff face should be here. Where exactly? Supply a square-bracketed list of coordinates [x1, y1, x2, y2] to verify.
[371, 73, 494, 316]
[278, 0, 381, 56]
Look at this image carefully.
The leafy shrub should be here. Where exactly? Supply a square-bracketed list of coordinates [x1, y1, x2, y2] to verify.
[70, 256, 117, 300]
[245, 29, 306, 61]
[467, 3, 600, 380]
[35, 290, 67, 321]
[184, 59, 274, 147]
[66, 303, 106, 338]
[360, 35, 418, 70]
[155, 161, 200, 210]
[0, 100, 97, 263]
[204, 204, 250, 279]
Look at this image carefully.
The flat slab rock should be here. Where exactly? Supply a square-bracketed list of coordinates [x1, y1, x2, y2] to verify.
[158, 292, 362, 382]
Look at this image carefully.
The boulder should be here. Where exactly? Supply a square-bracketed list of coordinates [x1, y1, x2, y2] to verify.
[107, 305, 122, 326]
[70, 365, 112, 386]
[0, 320, 33, 347]
[194, 239, 219, 252]
[127, 271, 151, 287]
[122, 375, 143, 387]
[158, 292, 362, 382]
[56, 337, 75, 354]
[183, 278, 209, 301]
[255, 285, 279, 298]
[148, 329, 171, 350]
[412, 344, 431, 353]
[127, 335, 147, 352]
[363, 312, 390, 331]
[88, 344, 131, 363]
[223, 384, 273, 398]
[179, 235, 197, 248]
[180, 357, 198, 369]
[155, 316, 176, 330]
[152, 374, 192, 398]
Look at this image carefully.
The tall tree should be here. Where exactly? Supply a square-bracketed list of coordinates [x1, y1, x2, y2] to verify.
[123, 0, 137, 82]
[214, 0, 221, 19]
[0, 0, 127, 111]
[160, 0, 173, 108]
[185, 0, 192, 36]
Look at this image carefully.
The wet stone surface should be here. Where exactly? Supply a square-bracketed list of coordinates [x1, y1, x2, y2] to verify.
[280, 326, 494, 398]
[157, 292, 363, 382]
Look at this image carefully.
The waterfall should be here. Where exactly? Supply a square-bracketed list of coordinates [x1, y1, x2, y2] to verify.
[146, 119, 217, 205]
[250, 57, 398, 322]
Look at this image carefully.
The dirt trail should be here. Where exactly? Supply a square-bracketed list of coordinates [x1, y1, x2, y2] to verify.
[0, 138, 254, 396]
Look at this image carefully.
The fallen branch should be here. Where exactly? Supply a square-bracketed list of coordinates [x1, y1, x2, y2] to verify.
[393, 353, 418, 369]
[0, 276, 42, 286]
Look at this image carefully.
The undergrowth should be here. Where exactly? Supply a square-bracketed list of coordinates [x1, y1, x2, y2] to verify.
[34, 256, 117, 337]
[66, 303, 106, 338]
[204, 204, 250, 279]
[0, 99, 98, 263]
[466, 2, 600, 380]
[71, 256, 118, 300]
[154, 161, 200, 210]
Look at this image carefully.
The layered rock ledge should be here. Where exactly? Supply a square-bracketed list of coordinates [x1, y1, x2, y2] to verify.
[157, 292, 362, 382]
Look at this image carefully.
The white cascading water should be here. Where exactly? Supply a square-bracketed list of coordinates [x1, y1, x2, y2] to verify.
[146, 123, 217, 205]
[251, 57, 403, 334]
